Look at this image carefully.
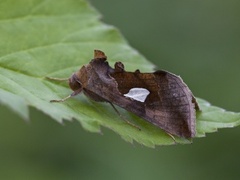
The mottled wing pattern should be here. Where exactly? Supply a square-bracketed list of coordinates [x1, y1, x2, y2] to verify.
[110, 70, 196, 138]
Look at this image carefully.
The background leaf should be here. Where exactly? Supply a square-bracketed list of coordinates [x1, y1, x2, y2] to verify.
[0, 0, 239, 147]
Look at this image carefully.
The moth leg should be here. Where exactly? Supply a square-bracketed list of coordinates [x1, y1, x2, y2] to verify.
[50, 89, 82, 103]
[109, 102, 141, 131]
[50, 95, 71, 103]
[45, 76, 70, 103]
[166, 132, 177, 144]
[46, 76, 79, 103]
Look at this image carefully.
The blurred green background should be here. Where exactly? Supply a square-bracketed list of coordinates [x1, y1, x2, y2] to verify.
[1, 0, 240, 179]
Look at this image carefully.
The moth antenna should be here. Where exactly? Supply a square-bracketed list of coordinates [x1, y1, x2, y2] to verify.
[45, 76, 69, 82]
[109, 102, 141, 131]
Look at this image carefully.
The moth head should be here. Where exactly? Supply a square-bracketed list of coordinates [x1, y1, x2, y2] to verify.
[68, 73, 83, 92]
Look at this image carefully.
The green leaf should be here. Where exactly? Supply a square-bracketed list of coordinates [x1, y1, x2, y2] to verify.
[0, 0, 239, 147]
[196, 99, 240, 137]
[0, 89, 29, 120]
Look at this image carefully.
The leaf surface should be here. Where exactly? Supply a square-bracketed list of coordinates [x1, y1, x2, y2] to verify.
[0, 0, 239, 147]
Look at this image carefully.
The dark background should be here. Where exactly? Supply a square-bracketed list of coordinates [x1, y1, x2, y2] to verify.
[0, 0, 240, 179]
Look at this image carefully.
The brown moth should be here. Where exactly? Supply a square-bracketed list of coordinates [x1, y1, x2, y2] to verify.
[49, 50, 199, 138]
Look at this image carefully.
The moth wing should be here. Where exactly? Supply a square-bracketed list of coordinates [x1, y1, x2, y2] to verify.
[110, 70, 197, 138]
[84, 57, 197, 138]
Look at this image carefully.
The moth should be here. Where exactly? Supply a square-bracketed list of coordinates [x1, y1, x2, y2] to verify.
[49, 50, 199, 138]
